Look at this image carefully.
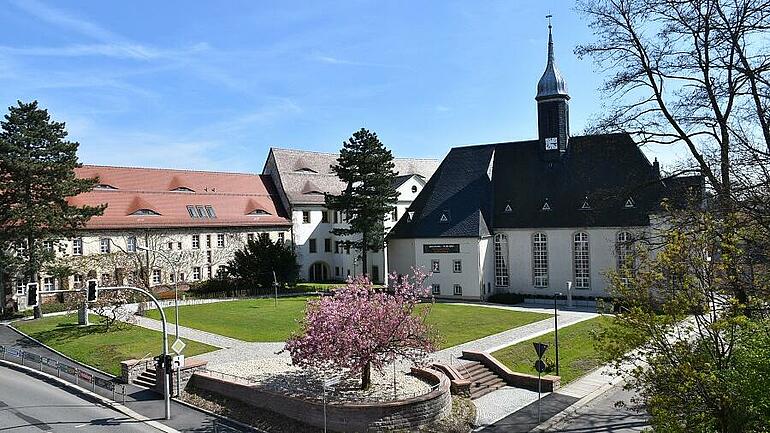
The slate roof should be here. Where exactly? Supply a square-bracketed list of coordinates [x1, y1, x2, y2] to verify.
[266, 148, 440, 205]
[69, 165, 291, 229]
[388, 133, 703, 239]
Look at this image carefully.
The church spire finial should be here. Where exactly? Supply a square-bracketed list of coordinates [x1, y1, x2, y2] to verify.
[536, 15, 568, 101]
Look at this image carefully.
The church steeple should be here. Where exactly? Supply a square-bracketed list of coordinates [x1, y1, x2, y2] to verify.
[536, 18, 570, 155]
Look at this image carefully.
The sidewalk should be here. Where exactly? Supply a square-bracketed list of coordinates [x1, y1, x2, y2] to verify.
[0, 324, 255, 432]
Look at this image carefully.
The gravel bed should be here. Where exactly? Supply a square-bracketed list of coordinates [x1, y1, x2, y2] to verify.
[208, 358, 433, 403]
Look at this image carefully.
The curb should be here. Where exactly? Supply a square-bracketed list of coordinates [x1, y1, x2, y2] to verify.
[172, 396, 267, 433]
[0, 359, 179, 433]
[529, 381, 619, 432]
[4, 323, 117, 380]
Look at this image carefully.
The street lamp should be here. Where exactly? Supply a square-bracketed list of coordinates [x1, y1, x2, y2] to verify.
[553, 291, 562, 377]
[137, 246, 180, 341]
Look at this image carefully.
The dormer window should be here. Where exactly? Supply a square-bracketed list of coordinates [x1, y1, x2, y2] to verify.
[541, 199, 552, 211]
[171, 187, 195, 192]
[187, 205, 217, 219]
[94, 184, 117, 190]
[503, 202, 513, 213]
[295, 167, 318, 173]
[624, 197, 635, 208]
[130, 209, 160, 216]
[580, 196, 592, 210]
[248, 208, 271, 216]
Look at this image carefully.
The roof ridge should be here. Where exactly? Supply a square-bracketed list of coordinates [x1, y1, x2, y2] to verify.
[81, 164, 264, 177]
[84, 189, 280, 198]
[271, 147, 439, 162]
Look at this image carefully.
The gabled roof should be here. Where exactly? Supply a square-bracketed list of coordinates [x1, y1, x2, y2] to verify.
[69, 165, 290, 229]
[266, 148, 441, 205]
[389, 133, 702, 239]
[389, 144, 495, 238]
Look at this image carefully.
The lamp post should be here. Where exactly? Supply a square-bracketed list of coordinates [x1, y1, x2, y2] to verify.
[553, 292, 562, 377]
[137, 246, 180, 340]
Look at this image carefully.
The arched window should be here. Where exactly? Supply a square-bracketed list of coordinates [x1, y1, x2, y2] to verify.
[573, 232, 590, 289]
[494, 233, 509, 287]
[532, 233, 548, 287]
[616, 231, 634, 271]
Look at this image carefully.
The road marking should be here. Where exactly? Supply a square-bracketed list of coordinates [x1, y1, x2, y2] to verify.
[75, 423, 89, 428]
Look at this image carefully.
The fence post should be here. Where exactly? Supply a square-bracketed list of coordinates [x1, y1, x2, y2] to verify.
[75, 369, 79, 385]
[57, 363, 61, 378]
[92, 377, 96, 392]
[20, 351, 24, 366]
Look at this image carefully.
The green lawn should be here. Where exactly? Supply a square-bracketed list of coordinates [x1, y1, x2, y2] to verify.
[147, 297, 550, 347]
[423, 304, 550, 349]
[14, 314, 216, 376]
[146, 297, 311, 342]
[491, 315, 614, 384]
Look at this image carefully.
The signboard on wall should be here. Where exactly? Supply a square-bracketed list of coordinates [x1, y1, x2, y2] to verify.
[423, 244, 460, 254]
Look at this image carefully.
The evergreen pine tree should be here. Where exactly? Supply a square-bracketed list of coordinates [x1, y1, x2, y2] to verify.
[325, 128, 398, 278]
[0, 101, 104, 318]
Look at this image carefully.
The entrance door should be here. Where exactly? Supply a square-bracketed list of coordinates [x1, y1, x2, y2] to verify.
[309, 262, 329, 282]
[371, 265, 380, 284]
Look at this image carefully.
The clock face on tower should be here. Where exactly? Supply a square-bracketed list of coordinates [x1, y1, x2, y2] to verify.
[545, 137, 558, 150]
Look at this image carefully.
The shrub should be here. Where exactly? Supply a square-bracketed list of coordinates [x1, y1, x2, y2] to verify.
[487, 293, 525, 305]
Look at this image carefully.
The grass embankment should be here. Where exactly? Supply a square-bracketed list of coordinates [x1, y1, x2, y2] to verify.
[491, 315, 615, 384]
[148, 298, 550, 348]
[14, 314, 216, 376]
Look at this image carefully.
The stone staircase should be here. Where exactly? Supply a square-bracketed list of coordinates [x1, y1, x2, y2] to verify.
[133, 367, 157, 389]
[458, 360, 507, 399]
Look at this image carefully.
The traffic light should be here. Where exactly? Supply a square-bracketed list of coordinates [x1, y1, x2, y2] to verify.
[86, 279, 98, 303]
[26, 283, 38, 307]
[164, 354, 173, 374]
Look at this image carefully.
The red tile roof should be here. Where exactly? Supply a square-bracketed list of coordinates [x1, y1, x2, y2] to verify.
[70, 165, 291, 229]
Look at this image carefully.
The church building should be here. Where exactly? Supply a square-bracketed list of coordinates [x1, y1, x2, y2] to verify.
[386, 25, 702, 300]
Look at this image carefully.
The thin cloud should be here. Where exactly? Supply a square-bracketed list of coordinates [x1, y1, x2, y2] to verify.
[310, 52, 410, 70]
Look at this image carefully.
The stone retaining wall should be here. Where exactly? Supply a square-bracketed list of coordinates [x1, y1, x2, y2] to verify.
[120, 358, 154, 384]
[189, 367, 452, 432]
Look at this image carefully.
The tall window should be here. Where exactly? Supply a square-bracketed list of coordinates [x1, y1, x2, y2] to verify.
[532, 233, 548, 287]
[324, 238, 331, 253]
[193, 267, 201, 281]
[16, 279, 25, 294]
[217, 233, 225, 248]
[573, 232, 590, 289]
[616, 231, 634, 273]
[192, 234, 200, 249]
[302, 211, 310, 223]
[494, 234, 509, 287]
[206, 235, 212, 249]
[73, 274, 83, 288]
[309, 239, 317, 253]
[453, 284, 463, 296]
[72, 238, 83, 255]
[152, 269, 161, 285]
[100, 238, 111, 254]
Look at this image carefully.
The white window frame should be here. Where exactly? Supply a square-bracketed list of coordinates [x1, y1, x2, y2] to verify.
[72, 238, 83, 255]
[432, 284, 441, 295]
[127, 236, 137, 253]
[494, 233, 510, 287]
[453, 284, 463, 296]
[100, 238, 111, 254]
[73, 274, 83, 288]
[193, 267, 201, 281]
[152, 269, 161, 285]
[192, 234, 200, 249]
[302, 211, 310, 224]
[453, 260, 462, 273]
[532, 232, 549, 288]
[15, 279, 25, 295]
[431, 259, 440, 273]
[573, 232, 590, 289]
[217, 234, 225, 248]
[43, 277, 55, 292]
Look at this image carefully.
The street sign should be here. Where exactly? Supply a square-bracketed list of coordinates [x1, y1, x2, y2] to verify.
[171, 355, 185, 370]
[534, 359, 547, 373]
[533, 342, 549, 359]
[323, 376, 341, 388]
[171, 338, 186, 355]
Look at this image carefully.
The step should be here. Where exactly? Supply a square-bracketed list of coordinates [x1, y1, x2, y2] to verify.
[476, 376, 506, 388]
[134, 377, 156, 388]
[461, 364, 489, 378]
[464, 364, 489, 375]
[469, 370, 497, 383]
[470, 385, 502, 400]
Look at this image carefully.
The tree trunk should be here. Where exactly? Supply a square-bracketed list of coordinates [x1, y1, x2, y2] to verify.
[29, 236, 42, 319]
[361, 231, 368, 280]
[361, 360, 371, 390]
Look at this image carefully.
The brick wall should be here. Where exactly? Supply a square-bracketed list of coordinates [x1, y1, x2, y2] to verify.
[189, 367, 452, 432]
[463, 350, 560, 392]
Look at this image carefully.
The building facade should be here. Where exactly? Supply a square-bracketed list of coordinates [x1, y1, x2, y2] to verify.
[262, 148, 440, 282]
[387, 26, 702, 300]
[9, 165, 291, 309]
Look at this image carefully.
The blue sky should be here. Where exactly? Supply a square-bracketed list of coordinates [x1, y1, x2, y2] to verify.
[0, 0, 687, 172]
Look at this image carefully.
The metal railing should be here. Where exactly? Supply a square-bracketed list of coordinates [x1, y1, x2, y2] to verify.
[199, 368, 440, 403]
[0, 345, 127, 403]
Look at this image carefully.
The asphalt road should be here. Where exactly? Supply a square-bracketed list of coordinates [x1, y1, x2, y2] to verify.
[550, 386, 650, 432]
[0, 365, 157, 432]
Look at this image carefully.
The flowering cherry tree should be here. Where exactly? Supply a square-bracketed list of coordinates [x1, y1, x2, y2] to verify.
[283, 271, 436, 389]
